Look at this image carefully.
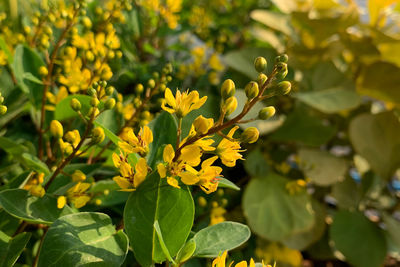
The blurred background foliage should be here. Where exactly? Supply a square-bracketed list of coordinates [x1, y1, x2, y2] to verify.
[1, 0, 400, 266]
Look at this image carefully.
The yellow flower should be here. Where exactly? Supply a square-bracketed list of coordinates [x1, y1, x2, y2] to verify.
[59, 182, 91, 209]
[118, 126, 153, 156]
[65, 129, 81, 148]
[23, 173, 45, 198]
[193, 115, 214, 135]
[113, 155, 148, 191]
[161, 88, 207, 118]
[216, 126, 244, 167]
[213, 251, 269, 267]
[45, 86, 68, 111]
[157, 144, 183, 188]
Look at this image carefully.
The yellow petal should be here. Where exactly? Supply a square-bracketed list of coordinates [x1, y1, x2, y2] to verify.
[113, 176, 132, 189]
[72, 195, 90, 208]
[167, 177, 180, 188]
[180, 172, 199, 185]
[142, 126, 153, 145]
[163, 144, 175, 164]
[57, 196, 67, 209]
[112, 153, 121, 168]
[201, 156, 219, 169]
[181, 145, 201, 166]
[157, 163, 167, 178]
[164, 88, 176, 108]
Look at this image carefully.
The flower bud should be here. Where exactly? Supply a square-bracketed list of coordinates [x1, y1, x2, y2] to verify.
[241, 127, 259, 144]
[254, 56, 267, 73]
[87, 87, 97, 96]
[0, 105, 6, 115]
[104, 98, 116, 109]
[259, 106, 276, 120]
[105, 86, 114, 96]
[271, 81, 291, 95]
[72, 170, 86, 182]
[50, 120, 64, 138]
[90, 97, 100, 107]
[0, 94, 3, 103]
[64, 143, 74, 155]
[30, 184, 45, 198]
[193, 115, 214, 135]
[92, 127, 105, 144]
[65, 130, 81, 147]
[223, 96, 237, 116]
[70, 98, 81, 111]
[275, 62, 288, 79]
[245, 81, 259, 99]
[57, 196, 66, 209]
[275, 54, 288, 63]
[258, 73, 268, 86]
[135, 83, 144, 94]
[82, 16, 92, 28]
[39, 66, 48, 77]
[99, 80, 107, 88]
[88, 107, 100, 117]
[221, 79, 235, 99]
[198, 196, 207, 207]
[148, 79, 156, 89]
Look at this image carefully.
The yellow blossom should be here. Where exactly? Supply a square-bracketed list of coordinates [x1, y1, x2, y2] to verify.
[213, 251, 270, 267]
[45, 86, 68, 111]
[161, 88, 207, 118]
[118, 126, 153, 156]
[66, 182, 91, 208]
[113, 155, 148, 191]
[193, 115, 214, 135]
[23, 173, 45, 198]
[65, 129, 81, 148]
[216, 126, 244, 167]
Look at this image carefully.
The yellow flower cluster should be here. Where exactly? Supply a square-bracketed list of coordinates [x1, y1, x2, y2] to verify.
[137, 0, 183, 29]
[23, 172, 46, 198]
[213, 251, 272, 267]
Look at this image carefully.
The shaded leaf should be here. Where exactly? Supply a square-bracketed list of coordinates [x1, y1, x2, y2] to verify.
[0, 231, 31, 267]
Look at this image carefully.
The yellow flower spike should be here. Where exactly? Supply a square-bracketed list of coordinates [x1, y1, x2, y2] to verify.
[57, 196, 67, 209]
[133, 158, 148, 188]
[193, 115, 214, 135]
[167, 177, 180, 188]
[216, 126, 244, 167]
[161, 88, 207, 118]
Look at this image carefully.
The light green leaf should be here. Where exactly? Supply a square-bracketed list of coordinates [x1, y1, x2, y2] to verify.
[124, 171, 194, 266]
[330, 211, 387, 267]
[0, 36, 13, 64]
[176, 239, 196, 264]
[21, 153, 50, 175]
[243, 173, 314, 241]
[217, 178, 240, 191]
[298, 148, 348, 186]
[54, 95, 92, 121]
[192, 222, 251, 258]
[349, 111, 400, 179]
[0, 189, 74, 224]
[251, 10, 293, 36]
[154, 220, 175, 264]
[383, 213, 400, 249]
[0, 231, 31, 267]
[37, 212, 128, 267]
[244, 148, 269, 177]
[94, 121, 122, 145]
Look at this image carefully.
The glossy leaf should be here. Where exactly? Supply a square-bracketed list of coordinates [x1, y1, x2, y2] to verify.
[37, 212, 128, 267]
[54, 95, 92, 121]
[192, 222, 251, 258]
[21, 153, 50, 175]
[250, 10, 293, 36]
[217, 178, 240, 191]
[124, 171, 194, 266]
[0, 189, 74, 224]
[0, 231, 31, 267]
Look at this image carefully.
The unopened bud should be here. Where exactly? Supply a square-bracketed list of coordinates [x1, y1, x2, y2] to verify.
[193, 115, 214, 135]
[0, 105, 6, 115]
[70, 98, 81, 111]
[87, 87, 97, 96]
[30, 185, 45, 198]
[88, 107, 100, 117]
[254, 56, 267, 73]
[82, 16, 92, 28]
[105, 98, 116, 109]
[148, 79, 156, 89]
[275, 62, 288, 79]
[258, 73, 268, 86]
[245, 81, 259, 99]
[275, 54, 288, 63]
[135, 84, 144, 94]
[221, 79, 235, 99]
[259, 106, 276, 120]
[50, 120, 64, 138]
[64, 143, 74, 155]
[92, 127, 105, 144]
[271, 81, 291, 95]
[105, 86, 114, 96]
[223, 96, 237, 116]
[90, 97, 100, 107]
[241, 127, 259, 144]
[198, 196, 207, 207]
[72, 170, 86, 182]
[39, 66, 48, 77]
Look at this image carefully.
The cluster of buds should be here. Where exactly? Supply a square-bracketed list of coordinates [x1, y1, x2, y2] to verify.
[23, 172, 45, 198]
[0, 92, 6, 115]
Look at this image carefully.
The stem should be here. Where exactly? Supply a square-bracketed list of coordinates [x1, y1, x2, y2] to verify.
[32, 228, 48, 267]
[176, 118, 182, 148]
[12, 221, 28, 237]
[38, 7, 80, 160]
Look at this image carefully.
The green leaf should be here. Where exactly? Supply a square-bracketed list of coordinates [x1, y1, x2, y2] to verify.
[250, 10, 293, 36]
[298, 148, 348, 186]
[383, 213, 400, 249]
[244, 148, 269, 177]
[217, 178, 240, 191]
[0, 189, 74, 224]
[243, 173, 314, 241]
[0, 136, 28, 155]
[357, 61, 400, 104]
[54, 95, 92, 121]
[154, 220, 175, 264]
[223, 48, 276, 79]
[21, 153, 50, 175]
[37, 212, 128, 267]
[269, 107, 337, 147]
[331, 177, 362, 210]
[330, 211, 387, 267]
[147, 112, 177, 168]
[0, 36, 13, 64]
[295, 87, 360, 114]
[89, 180, 130, 207]
[192, 222, 251, 258]
[176, 239, 196, 264]
[124, 171, 194, 266]
[94, 121, 122, 145]
[349, 111, 400, 179]
[0, 231, 31, 267]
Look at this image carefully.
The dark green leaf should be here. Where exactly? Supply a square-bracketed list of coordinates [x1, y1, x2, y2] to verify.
[21, 153, 50, 175]
[0, 231, 31, 267]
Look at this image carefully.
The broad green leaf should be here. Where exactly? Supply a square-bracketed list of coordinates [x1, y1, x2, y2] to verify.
[224, 48, 276, 79]
[331, 177, 362, 210]
[192, 222, 251, 258]
[176, 239, 196, 264]
[54, 95, 92, 121]
[124, 171, 194, 266]
[0, 210, 20, 236]
[0, 189, 74, 224]
[21, 153, 50, 175]
[282, 200, 326, 250]
[89, 180, 130, 207]
[244, 148, 270, 177]
[0, 136, 28, 155]
[243, 173, 314, 241]
[383, 213, 400, 249]
[0, 231, 31, 267]
[269, 108, 336, 147]
[217, 178, 240, 191]
[154, 220, 175, 264]
[349, 111, 400, 179]
[298, 148, 348, 186]
[147, 112, 177, 168]
[96, 109, 120, 135]
[251, 10, 293, 36]
[37, 212, 128, 267]
[330, 211, 387, 267]
[295, 87, 360, 113]
[356, 61, 400, 104]
[228, 90, 285, 135]
[94, 121, 122, 145]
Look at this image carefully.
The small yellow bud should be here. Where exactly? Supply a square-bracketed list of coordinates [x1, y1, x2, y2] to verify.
[275, 62, 288, 79]
[92, 127, 105, 144]
[148, 79, 156, 89]
[50, 120, 64, 138]
[88, 107, 100, 117]
[39, 66, 48, 77]
[90, 97, 100, 107]
[135, 83, 144, 94]
[105, 86, 115, 96]
[259, 106, 276, 120]
[223, 96, 238, 116]
[65, 130, 80, 145]
[275, 54, 288, 63]
[82, 16, 92, 28]
[30, 185, 45, 198]
[254, 56, 267, 72]
[104, 189, 110, 195]
[116, 51, 123, 58]
[198, 196, 207, 207]
[141, 111, 151, 120]
[104, 98, 116, 109]
[70, 98, 81, 111]
[87, 87, 97, 96]
[193, 115, 214, 135]
[57, 196, 67, 209]
[85, 50, 95, 61]
[95, 199, 102, 205]
[221, 79, 235, 99]
[245, 81, 259, 99]
[72, 170, 86, 182]
[0, 105, 7, 115]
[63, 143, 74, 155]
[258, 73, 268, 86]
[241, 127, 259, 144]
[271, 81, 291, 95]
